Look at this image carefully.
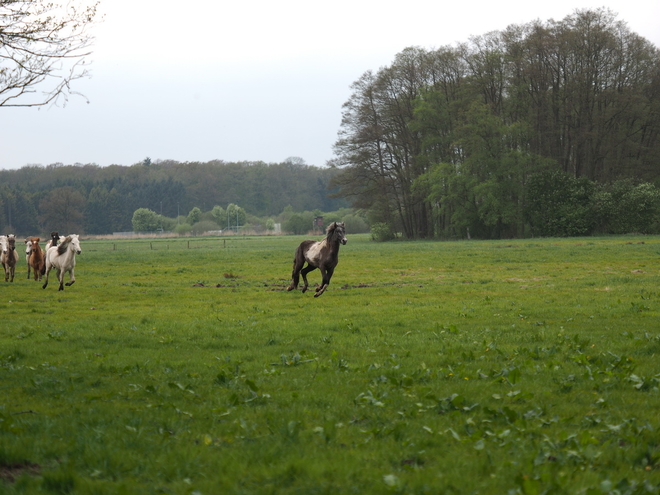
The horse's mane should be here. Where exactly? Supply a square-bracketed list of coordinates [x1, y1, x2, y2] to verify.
[325, 222, 345, 243]
[57, 236, 71, 255]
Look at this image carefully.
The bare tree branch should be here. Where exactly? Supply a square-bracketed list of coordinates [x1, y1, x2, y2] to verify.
[0, 0, 100, 107]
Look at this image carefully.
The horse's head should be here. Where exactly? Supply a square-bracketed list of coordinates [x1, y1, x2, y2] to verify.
[69, 234, 82, 255]
[7, 234, 16, 251]
[328, 222, 348, 245]
[25, 238, 33, 256]
[0, 236, 7, 255]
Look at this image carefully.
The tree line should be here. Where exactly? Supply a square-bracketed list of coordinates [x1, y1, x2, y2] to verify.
[0, 160, 348, 236]
[331, 9, 660, 239]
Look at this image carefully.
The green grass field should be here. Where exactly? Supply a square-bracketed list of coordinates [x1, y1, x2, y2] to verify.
[1, 234, 660, 494]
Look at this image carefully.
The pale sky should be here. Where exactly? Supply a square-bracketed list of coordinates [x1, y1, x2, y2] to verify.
[2, 0, 659, 170]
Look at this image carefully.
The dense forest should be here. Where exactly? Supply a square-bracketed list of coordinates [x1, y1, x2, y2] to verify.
[0, 159, 348, 235]
[332, 9, 660, 239]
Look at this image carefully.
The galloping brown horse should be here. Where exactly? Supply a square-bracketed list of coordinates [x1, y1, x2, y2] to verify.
[25, 237, 46, 281]
[287, 222, 347, 297]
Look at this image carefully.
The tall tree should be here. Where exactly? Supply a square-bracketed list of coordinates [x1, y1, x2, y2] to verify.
[38, 186, 85, 233]
[333, 48, 438, 239]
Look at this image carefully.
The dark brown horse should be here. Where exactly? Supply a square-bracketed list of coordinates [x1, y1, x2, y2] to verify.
[46, 231, 61, 250]
[287, 222, 347, 297]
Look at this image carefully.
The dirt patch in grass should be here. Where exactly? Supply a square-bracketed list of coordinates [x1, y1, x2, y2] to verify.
[0, 462, 40, 483]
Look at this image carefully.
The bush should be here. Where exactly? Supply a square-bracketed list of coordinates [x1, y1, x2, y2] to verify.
[174, 223, 192, 235]
[370, 222, 396, 242]
[284, 213, 313, 234]
[159, 216, 177, 232]
[132, 208, 160, 232]
[187, 207, 202, 225]
[191, 220, 221, 235]
[342, 213, 370, 234]
[525, 171, 595, 237]
[594, 180, 660, 234]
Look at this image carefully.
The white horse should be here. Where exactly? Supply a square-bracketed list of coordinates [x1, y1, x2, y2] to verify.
[1, 234, 19, 283]
[25, 238, 33, 278]
[42, 234, 82, 291]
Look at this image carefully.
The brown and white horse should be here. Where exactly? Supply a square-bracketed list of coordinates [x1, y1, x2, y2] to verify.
[1, 234, 19, 283]
[287, 222, 347, 297]
[42, 234, 82, 291]
[25, 237, 46, 281]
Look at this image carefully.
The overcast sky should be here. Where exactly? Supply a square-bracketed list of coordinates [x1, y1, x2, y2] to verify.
[2, 0, 659, 170]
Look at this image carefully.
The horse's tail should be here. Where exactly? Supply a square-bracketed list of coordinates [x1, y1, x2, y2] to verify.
[292, 243, 306, 267]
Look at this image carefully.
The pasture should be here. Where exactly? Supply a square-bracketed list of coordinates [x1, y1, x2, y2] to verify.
[1, 234, 660, 494]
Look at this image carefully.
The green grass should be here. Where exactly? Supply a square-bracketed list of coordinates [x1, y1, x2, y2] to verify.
[1, 235, 660, 494]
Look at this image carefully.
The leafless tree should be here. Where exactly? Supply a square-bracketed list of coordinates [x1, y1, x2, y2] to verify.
[0, 0, 100, 107]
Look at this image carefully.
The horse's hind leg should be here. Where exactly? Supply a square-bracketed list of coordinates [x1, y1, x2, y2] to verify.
[43, 264, 55, 289]
[287, 260, 302, 291]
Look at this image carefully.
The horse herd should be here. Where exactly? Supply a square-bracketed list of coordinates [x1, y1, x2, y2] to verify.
[1, 231, 82, 291]
[1, 221, 347, 297]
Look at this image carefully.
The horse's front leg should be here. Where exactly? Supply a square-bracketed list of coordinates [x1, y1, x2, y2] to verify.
[314, 266, 335, 298]
[300, 265, 316, 293]
[65, 268, 76, 287]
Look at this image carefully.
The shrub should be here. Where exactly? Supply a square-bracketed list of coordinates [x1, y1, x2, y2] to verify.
[284, 213, 313, 234]
[370, 222, 396, 242]
[191, 220, 221, 235]
[174, 223, 192, 235]
[525, 171, 595, 237]
[593, 180, 660, 234]
[132, 208, 160, 232]
[342, 213, 370, 234]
